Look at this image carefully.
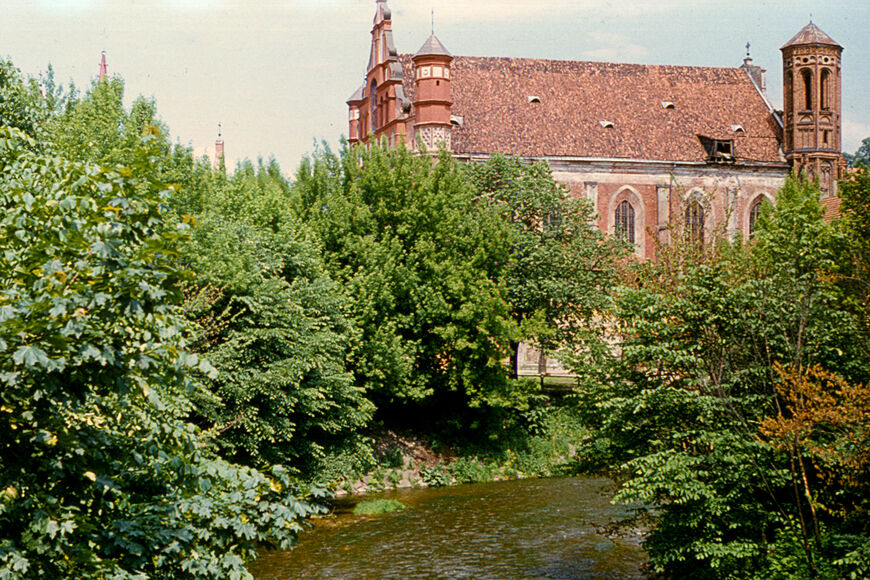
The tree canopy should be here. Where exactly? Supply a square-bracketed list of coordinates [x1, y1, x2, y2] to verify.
[574, 174, 870, 579]
[0, 126, 322, 578]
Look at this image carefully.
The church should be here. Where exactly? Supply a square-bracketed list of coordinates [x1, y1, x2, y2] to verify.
[347, 0, 846, 263]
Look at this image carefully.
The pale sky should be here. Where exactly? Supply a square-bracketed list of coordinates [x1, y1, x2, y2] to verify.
[2, 0, 868, 173]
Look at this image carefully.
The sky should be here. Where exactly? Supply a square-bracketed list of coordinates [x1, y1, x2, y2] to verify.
[1, 0, 868, 173]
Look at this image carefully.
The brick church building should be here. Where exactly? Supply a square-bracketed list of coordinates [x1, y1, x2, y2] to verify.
[347, 0, 847, 264]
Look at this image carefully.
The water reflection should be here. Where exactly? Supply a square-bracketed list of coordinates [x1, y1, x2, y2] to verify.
[249, 477, 646, 579]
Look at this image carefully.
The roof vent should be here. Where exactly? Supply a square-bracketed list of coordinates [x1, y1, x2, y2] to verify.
[528, 95, 541, 103]
[661, 101, 675, 109]
[731, 124, 745, 133]
[600, 120, 615, 129]
[450, 115, 464, 127]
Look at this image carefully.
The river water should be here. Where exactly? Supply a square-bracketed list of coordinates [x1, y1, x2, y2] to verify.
[249, 476, 647, 579]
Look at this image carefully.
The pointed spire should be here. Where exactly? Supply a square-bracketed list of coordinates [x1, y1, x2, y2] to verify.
[414, 34, 451, 58]
[374, 0, 391, 24]
[98, 51, 107, 82]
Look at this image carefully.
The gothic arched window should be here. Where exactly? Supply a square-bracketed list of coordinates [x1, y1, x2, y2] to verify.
[615, 200, 635, 244]
[820, 68, 831, 110]
[801, 68, 813, 110]
[685, 201, 705, 246]
[748, 198, 765, 239]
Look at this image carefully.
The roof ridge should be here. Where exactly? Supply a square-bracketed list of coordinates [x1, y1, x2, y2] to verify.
[399, 52, 746, 72]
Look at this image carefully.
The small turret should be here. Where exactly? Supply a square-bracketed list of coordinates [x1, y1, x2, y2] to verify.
[347, 85, 364, 145]
[412, 33, 453, 152]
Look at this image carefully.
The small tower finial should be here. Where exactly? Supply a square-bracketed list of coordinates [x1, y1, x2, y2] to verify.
[214, 122, 225, 171]
[431, 8, 435, 35]
[99, 50, 107, 82]
[745, 42, 751, 58]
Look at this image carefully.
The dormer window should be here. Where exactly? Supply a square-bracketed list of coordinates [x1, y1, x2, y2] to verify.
[528, 96, 541, 103]
[450, 115, 464, 126]
[661, 101, 675, 109]
[731, 124, 745, 133]
[600, 120, 615, 129]
[698, 135, 734, 162]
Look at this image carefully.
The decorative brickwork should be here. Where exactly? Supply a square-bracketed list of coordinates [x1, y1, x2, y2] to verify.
[416, 125, 451, 153]
[781, 22, 846, 197]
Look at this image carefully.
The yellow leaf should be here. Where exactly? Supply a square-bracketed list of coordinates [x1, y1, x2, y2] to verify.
[84, 471, 97, 482]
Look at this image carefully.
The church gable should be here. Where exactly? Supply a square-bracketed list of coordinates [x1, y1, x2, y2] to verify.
[400, 54, 783, 164]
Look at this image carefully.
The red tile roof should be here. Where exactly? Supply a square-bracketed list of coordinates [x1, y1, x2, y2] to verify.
[401, 54, 785, 164]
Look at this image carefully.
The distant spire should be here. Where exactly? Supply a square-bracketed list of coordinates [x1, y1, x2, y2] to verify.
[99, 51, 107, 81]
[214, 122, 225, 171]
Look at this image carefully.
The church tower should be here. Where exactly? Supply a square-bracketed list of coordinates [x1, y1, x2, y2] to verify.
[347, 0, 410, 147]
[412, 33, 453, 152]
[781, 21, 845, 196]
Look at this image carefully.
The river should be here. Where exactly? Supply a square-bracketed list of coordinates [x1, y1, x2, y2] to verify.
[249, 476, 647, 579]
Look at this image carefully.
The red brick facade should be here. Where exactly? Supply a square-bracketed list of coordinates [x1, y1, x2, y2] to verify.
[348, 2, 846, 261]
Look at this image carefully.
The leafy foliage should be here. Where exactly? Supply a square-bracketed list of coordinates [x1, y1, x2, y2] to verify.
[0, 59, 67, 143]
[53, 76, 169, 169]
[292, 144, 515, 408]
[0, 127, 322, 578]
[845, 136, 870, 168]
[184, 160, 374, 476]
[575, 176, 870, 578]
[465, 154, 626, 376]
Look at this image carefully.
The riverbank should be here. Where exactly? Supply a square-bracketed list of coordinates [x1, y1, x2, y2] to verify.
[332, 403, 584, 496]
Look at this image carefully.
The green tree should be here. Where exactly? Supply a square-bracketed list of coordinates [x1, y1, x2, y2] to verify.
[0, 59, 65, 143]
[838, 165, 870, 330]
[292, 143, 514, 410]
[845, 136, 870, 167]
[465, 154, 626, 378]
[577, 176, 870, 578]
[53, 76, 170, 168]
[184, 160, 374, 478]
[0, 127, 321, 579]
